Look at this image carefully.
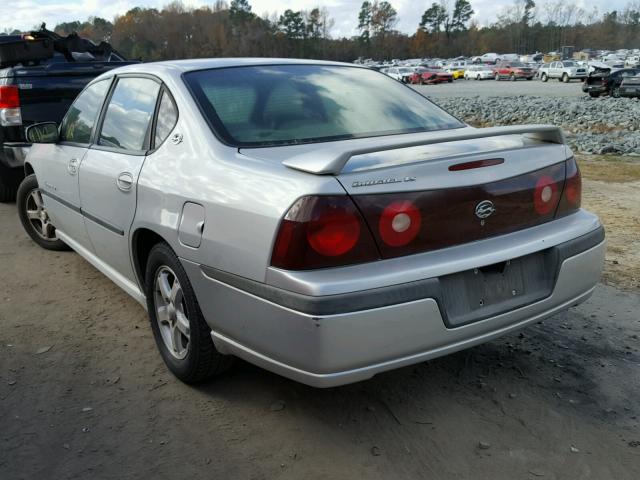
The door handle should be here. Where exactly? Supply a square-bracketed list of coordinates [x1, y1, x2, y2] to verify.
[67, 158, 79, 175]
[116, 172, 134, 192]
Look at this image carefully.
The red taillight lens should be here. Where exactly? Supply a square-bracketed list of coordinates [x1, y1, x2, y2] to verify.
[307, 207, 361, 256]
[378, 201, 421, 247]
[533, 175, 560, 215]
[271, 196, 379, 270]
[557, 157, 582, 216]
[0, 85, 20, 108]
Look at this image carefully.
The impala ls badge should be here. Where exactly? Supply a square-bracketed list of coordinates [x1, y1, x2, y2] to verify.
[475, 200, 496, 219]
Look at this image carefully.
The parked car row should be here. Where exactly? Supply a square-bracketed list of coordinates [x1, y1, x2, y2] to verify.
[582, 67, 640, 97]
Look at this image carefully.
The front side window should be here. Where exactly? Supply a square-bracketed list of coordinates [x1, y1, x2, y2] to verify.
[60, 80, 111, 144]
[99, 77, 160, 151]
[185, 65, 463, 147]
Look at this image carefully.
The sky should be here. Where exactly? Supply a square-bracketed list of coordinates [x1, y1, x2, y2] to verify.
[4, 0, 629, 37]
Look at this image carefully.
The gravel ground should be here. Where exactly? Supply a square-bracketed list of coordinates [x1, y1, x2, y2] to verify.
[1, 161, 640, 478]
[411, 80, 640, 155]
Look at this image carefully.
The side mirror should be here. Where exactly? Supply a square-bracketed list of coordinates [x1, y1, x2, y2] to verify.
[26, 122, 59, 144]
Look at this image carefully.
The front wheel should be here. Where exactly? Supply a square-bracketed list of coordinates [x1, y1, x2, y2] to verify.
[562, 73, 569, 83]
[612, 87, 621, 98]
[145, 242, 234, 384]
[510, 74, 516, 81]
[477, 75, 481, 81]
[17, 174, 69, 251]
[541, 73, 548, 82]
[495, 73, 500, 81]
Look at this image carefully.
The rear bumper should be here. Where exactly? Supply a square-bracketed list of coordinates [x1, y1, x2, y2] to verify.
[582, 84, 607, 94]
[183, 223, 604, 388]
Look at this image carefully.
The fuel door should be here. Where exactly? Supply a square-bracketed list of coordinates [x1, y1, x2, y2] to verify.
[178, 202, 205, 248]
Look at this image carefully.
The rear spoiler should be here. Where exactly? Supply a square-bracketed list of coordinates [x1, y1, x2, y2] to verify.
[282, 124, 565, 175]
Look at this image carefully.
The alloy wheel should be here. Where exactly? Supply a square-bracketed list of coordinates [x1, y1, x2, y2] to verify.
[25, 189, 57, 240]
[154, 266, 191, 360]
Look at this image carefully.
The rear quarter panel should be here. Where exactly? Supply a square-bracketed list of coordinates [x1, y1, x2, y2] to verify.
[133, 75, 345, 283]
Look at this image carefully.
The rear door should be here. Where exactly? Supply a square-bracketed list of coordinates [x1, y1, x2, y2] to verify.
[38, 78, 112, 249]
[78, 75, 162, 281]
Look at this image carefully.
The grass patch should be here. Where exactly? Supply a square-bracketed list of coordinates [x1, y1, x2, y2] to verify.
[576, 155, 640, 183]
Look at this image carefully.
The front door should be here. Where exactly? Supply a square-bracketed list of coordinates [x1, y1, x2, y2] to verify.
[78, 76, 161, 282]
[39, 79, 112, 249]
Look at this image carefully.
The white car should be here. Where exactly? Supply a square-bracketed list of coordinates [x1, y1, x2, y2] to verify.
[464, 65, 495, 80]
[385, 66, 414, 83]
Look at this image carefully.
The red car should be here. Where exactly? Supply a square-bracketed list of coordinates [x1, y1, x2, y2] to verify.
[493, 62, 534, 81]
[408, 67, 453, 85]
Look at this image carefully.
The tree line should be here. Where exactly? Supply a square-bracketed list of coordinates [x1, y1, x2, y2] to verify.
[5, 0, 640, 62]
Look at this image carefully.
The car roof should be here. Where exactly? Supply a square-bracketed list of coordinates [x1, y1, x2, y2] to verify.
[104, 57, 356, 76]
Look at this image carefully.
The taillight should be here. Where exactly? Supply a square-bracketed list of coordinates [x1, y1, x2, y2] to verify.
[533, 175, 560, 215]
[557, 157, 582, 216]
[271, 195, 379, 270]
[0, 85, 22, 126]
[378, 201, 421, 247]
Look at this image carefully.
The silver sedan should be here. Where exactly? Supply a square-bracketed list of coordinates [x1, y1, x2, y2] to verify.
[18, 59, 605, 387]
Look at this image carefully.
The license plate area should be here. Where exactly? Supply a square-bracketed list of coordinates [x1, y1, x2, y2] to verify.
[439, 249, 558, 328]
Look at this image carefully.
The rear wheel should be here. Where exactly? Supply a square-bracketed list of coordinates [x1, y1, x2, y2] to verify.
[510, 73, 516, 81]
[145, 242, 234, 384]
[541, 73, 548, 82]
[17, 174, 69, 251]
[495, 73, 500, 81]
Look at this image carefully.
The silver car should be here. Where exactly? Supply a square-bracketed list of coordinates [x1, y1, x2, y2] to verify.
[18, 59, 605, 387]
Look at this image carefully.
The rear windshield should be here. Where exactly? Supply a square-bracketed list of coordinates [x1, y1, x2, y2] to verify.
[184, 65, 463, 147]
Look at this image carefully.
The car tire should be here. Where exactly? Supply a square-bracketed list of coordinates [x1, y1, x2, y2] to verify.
[17, 174, 69, 251]
[541, 73, 548, 82]
[589, 92, 600, 98]
[562, 73, 569, 83]
[476, 74, 481, 80]
[612, 87, 621, 98]
[510, 74, 516, 81]
[447, 79, 453, 83]
[495, 73, 500, 81]
[527, 77, 533, 80]
[145, 242, 234, 384]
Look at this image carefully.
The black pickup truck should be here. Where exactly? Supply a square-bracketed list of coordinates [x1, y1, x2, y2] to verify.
[0, 27, 135, 201]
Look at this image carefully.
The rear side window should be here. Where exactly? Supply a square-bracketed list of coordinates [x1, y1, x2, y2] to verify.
[60, 80, 111, 144]
[154, 90, 178, 147]
[185, 65, 463, 147]
[99, 77, 160, 151]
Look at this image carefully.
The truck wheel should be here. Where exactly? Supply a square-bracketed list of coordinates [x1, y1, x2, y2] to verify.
[541, 73, 548, 82]
[562, 73, 569, 83]
[17, 174, 69, 251]
[0, 164, 23, 203]
[145, 242, 234, 384]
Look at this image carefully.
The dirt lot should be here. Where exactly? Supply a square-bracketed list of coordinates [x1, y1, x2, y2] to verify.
[1, 156, 640, 479]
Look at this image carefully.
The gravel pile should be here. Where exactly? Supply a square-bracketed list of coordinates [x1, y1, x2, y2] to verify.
[431, 96, 640, 155]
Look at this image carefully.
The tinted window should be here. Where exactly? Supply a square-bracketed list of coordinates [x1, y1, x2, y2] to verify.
[60, 80, 110, 144]
[154, 90, 178, 147]
[185, 65, 463, 147]
[99, 77, 160, 151]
